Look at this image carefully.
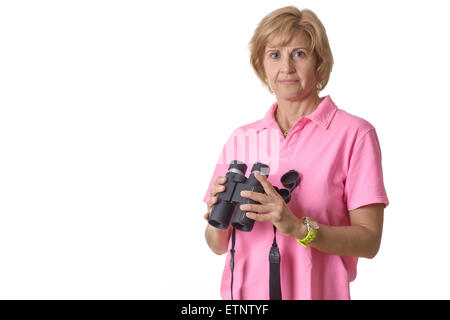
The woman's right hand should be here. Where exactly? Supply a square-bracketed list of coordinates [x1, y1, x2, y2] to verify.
[203, 176, 227, 220]
[204, 175, 232, 255]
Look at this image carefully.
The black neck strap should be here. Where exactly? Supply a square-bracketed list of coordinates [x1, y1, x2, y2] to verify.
[269, 226, 282, 300]
[230, 227, 236, 300]
[229, 225, 282, 300]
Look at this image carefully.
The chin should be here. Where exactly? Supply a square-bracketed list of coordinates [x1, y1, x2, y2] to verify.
[275, 89, 303, 98]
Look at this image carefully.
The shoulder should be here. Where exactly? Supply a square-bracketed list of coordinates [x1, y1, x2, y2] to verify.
[236, 118, 266, 132]
[332, 107, 377, 142]
[218, 119, 264, 150]
[231, 101, 275, 133]
[335, 108, 375, 131]
[226, 118, 267, 139]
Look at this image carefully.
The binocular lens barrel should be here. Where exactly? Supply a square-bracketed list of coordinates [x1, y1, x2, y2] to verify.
[228, 160, 247, 176]
[231, 208, 254, 232]
[250, 162, 270, 176]
[208, 161, 271, 232]
[231, 162, 269, 232]
[208, 200, 235, 230]
[208, 160, 248, 230]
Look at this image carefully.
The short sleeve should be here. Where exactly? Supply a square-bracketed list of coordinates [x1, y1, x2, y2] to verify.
[344, 128, 389, 211]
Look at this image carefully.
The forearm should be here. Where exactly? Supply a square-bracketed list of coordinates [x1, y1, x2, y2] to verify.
[294, 221, 380, 259]
[205, 224, 232, 255]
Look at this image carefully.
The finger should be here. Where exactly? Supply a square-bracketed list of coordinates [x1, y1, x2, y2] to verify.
[254, 172, 276, 196]
[206, 196, 217, 212]
[215, 184, 226, 194]
[210, 177, 227, 197]
[245, 211, 272, 222]
[213, 176, 227, 186]
[240, 190, 268, 204]
[204, 212, 209, 220]
[239, 203, 270, 213]
[210, 184, 226, 197]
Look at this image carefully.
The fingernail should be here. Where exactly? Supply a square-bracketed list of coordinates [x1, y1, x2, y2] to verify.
[241, 191, 248, 196]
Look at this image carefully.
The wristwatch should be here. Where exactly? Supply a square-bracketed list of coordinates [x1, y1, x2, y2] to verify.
[295, 217, 318, 248]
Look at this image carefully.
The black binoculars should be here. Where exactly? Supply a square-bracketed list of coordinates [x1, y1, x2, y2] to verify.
[208, 160, 300, 232]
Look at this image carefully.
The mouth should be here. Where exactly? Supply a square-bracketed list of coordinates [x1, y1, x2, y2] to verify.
[278, 80, 299, 85]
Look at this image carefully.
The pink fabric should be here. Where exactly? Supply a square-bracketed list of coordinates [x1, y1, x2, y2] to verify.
[202, 96, 389, 300]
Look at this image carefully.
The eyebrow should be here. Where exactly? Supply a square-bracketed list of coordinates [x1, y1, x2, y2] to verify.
[265, 47, 308, 53]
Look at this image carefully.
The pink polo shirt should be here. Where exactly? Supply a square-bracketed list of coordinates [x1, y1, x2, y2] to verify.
[202, 95, 389, 300]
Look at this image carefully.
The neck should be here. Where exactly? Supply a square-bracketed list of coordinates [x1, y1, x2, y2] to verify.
[275, 93, 323, 134]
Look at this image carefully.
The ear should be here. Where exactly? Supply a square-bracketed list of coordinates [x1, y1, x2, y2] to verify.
[315, 68, 323, 91]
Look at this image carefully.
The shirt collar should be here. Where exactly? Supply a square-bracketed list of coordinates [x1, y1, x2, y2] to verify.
[258, 95, 338, 131]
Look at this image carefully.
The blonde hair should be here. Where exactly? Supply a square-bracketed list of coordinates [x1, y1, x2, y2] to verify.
[249, 6, 333, 93]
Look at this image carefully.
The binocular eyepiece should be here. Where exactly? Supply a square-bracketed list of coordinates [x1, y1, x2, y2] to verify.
[208, 160, 300, 232]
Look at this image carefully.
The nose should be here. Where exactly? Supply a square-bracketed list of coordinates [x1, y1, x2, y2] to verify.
[280, 55, 295, 74]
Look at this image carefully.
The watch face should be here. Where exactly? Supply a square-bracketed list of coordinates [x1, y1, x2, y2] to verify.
[303, 218, 311, 232]
[303, 217, 320, 233]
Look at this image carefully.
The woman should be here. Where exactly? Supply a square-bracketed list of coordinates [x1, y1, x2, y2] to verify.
[202, 6, 389, 300]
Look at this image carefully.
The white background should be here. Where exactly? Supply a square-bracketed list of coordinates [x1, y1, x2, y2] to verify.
[0, 0, 449, 299]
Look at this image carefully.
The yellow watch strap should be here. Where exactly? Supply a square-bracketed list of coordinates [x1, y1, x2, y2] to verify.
[295, 217, 317, 248]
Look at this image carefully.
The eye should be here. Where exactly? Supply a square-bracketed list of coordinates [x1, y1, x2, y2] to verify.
[269, 51, 280, 59]
[294, 50, 306, 58]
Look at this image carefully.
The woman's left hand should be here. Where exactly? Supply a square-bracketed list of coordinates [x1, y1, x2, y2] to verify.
[239, 172, 305, 238]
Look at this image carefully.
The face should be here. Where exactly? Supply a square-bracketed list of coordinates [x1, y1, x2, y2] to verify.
[263, 32, 319, 100]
